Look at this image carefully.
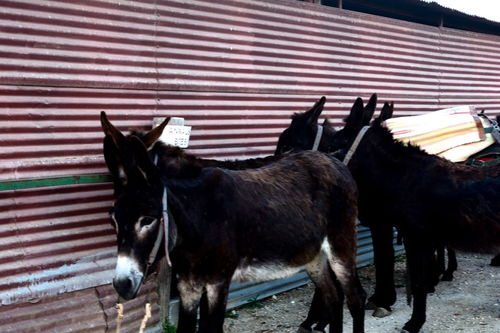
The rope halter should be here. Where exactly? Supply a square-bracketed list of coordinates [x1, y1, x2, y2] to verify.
[343, 126, 370, 165]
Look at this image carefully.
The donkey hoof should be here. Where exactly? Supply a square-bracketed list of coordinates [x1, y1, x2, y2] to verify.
[400, 330, 411, 333]
[441, 274, 453, 281]
[297, 327, 312, 333]
[365, 300, 377, 310]
[373, 307, 392, 318]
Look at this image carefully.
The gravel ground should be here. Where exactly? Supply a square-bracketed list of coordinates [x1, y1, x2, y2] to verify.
[223, 252, 500, 333]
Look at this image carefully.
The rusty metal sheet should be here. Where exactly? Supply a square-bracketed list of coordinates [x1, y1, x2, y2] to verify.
[1, 0, 500, 181]
[0, 279, 161, 333]
[0, 0, 500, 332]
[0, 183, 115, 305]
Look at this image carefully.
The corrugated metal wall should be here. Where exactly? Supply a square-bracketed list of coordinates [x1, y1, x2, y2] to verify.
[0, 0, 499, 331]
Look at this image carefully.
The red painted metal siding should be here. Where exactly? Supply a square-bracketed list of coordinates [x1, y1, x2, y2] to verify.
[1, 0, 499, 181]
[0, 0, 499, 331]
[0, 183, 114, 305]
[0, 280, 160, 333]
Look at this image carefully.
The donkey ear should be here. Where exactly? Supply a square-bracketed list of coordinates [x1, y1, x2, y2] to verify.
[101, 111, 124, 147]
[127, 135, 159, 185]
[345, 97, 365, 130]
[142, 117, 171, 149]
[303, 96, 326, 125]
[362, 93, 377, 125]
[103, 135, 127, 188]
[380, 102, 394, 121]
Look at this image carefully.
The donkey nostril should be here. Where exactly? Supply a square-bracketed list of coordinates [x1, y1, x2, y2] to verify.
[113, 277, 133, 294]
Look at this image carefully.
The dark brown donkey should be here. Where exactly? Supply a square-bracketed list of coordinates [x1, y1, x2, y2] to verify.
[101, 115, 366, 333]
[101, 111, 338, 332]
[276, 96, 500, 333]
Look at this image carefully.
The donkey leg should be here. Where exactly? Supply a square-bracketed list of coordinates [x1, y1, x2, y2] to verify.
[306, 258, 344, 333]
[177, 279, 203, 333]
[490, 253, 500, 266]
[198, 280, 230, 333]
[298, 287, 324, 332]
[441, 247, 457, 281]
[435, 245, 445, 277]
[314, 267, 346, 333]
[367, 224, 396, 315]
[326, 240, 366, 333]
[401, 239, 433, 333]
[427, 248, 439, 292]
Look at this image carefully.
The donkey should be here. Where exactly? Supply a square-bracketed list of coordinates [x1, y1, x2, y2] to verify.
[276, 96, 500, 333]
[276, 95, 401, 318]
[101, 111, 341, 332]
[101, 116, 367, 333]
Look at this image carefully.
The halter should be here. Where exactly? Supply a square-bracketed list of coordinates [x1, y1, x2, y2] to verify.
[343, 126, 370, 165]
[312, 125, 323, 151]
[147, 155, 172, 269]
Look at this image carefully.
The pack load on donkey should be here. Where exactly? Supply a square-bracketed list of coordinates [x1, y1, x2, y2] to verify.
[100, 113, 367, 333]
[384, 105, 500, 163]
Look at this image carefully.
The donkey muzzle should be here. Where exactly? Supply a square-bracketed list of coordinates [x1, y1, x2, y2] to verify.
[113, 255, 144, 300]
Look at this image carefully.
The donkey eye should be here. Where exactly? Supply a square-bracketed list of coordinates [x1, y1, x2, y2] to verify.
[140, 216, 157, 228]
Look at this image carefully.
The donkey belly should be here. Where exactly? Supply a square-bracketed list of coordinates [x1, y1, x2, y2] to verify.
[231, 261, 305, 283]
[441, 179, 500, 253]
[231, 236, 330, 283]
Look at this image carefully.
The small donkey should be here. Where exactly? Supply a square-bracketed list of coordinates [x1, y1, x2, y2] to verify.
[101, 115, 366, 333]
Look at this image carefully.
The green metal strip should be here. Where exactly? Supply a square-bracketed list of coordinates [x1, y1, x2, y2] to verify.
[0, 174, 112, 192]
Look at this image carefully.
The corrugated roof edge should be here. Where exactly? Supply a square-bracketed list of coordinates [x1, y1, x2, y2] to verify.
[322, 0, 500, 35]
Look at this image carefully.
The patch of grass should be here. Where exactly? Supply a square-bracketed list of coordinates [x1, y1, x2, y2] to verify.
[395, 253, 407, 262]
[163, 318, 177, 333]
[225, 310, 239, 319]
[242, 295, 265, 310]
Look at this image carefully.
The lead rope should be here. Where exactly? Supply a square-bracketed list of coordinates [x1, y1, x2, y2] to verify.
[115, 298, 152, 333]
[115, 303, 124, 333]
[152, 154, 171, 267]
[161, 186, 172, 267]
[138, 303, 152, 333]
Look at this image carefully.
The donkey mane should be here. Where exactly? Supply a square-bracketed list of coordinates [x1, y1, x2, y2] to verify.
[369, 122, 436, 158]
[367, 122, 500, 179]
[129, 129, 286, 179]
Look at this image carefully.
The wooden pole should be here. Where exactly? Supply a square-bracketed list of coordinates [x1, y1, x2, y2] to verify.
[157, 257, 172, 326]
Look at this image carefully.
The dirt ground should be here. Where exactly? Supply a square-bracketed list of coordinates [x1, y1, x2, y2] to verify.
[223, 253, 500, 333]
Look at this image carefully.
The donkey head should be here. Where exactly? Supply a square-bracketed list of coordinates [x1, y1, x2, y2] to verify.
[275, 94, 379, 156]
[101, 111, 169, 196]
[101, 113, 170, 300]
[275, 97, 326, 155]
[321, 94, 387, 160]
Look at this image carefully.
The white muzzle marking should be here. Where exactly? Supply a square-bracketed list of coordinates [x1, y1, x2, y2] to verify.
[114, 254, 144, 298]
[115, 255, 143, 281]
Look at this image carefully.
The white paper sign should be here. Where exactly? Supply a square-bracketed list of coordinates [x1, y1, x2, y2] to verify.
[153, 117, 191, 148]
